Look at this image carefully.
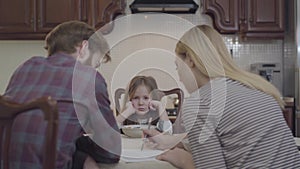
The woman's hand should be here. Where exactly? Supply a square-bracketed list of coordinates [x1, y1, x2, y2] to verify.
[156, 147, 195, 169]
[143, 129, 187, 150]
[83, 156, 100, 169]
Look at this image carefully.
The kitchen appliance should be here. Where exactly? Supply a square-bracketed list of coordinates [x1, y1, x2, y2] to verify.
[250, 63, 283, 94]
[130, 0, 199, 14]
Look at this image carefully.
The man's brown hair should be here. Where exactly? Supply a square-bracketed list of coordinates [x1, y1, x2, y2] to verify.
[45, 20, 111, 62]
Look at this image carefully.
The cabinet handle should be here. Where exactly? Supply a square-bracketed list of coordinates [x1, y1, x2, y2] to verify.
[30, 18, 34, 27]
[249, 17, 253, 23]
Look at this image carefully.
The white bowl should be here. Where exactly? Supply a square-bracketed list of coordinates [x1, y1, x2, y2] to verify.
[121, 124, 155, 138]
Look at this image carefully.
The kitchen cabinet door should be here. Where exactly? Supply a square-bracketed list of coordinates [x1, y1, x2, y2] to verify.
[0, 0, 125, 39]
[0, 0, 35, 33]
[202, 0, 285, 39]
[202, 0, 239, 33]
[37, 0, 88, 33]
[91, 0, 126, 34]
[245, 0, 284, 32]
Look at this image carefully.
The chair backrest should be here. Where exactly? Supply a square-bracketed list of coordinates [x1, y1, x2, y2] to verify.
[114, 88, 126, 116]
[282, 97, 296, 136]
[0, 95, 58, 169]
[55, 98, 91, 133]
[114, 88, 184, 118]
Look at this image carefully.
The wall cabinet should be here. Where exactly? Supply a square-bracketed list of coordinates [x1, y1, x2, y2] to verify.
[0, 0, 125, 40]
[91, 0, 126, 34]
[202, 0, 285, 39]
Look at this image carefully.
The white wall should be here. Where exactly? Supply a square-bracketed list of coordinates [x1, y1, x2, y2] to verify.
[99, 33, 187, 105]
[0, 40, 45, 94]
[100, 0, 212, 105]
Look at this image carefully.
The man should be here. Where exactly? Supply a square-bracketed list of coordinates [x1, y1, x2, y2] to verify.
[4, 21, 121, 169]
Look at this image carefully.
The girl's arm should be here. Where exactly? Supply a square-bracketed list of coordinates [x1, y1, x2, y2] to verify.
[150, 100, 173, 134]
[115, 102, 135, 125]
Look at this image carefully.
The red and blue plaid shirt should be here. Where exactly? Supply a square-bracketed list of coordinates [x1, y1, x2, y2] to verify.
[5, 53, 121, 169]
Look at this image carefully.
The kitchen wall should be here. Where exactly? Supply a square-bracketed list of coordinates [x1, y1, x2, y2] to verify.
[103, 0, 295, 98]
[0, 0, 296, 101]
[0, 40, 45, 93]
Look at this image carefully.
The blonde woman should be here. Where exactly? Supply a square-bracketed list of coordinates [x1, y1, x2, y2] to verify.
[144, 25, 300, 169]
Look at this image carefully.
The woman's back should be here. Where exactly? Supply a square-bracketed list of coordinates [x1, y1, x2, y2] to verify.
[183, 78, 300, 168]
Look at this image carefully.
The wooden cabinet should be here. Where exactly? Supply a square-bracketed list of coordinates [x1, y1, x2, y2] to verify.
[202, 0, 285, 39]
[0, 0, 34, 34]
[91, 0, 126, 34]
[37, 0, 88, 33]
[202, 0, 240, 33]
[0, 0, 125, 40]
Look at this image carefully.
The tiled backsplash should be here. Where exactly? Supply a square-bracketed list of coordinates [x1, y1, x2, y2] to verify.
[224, 35, 295, 97]
[222, 36, 293, 96]
[223, 36, 283, 71]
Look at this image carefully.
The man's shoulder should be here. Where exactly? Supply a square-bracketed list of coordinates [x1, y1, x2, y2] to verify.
[28, 56, 46, 62]
[19, 56, 47, 68]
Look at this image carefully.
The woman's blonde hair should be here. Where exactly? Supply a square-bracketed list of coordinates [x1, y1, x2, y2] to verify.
[175, 25, 284, 109]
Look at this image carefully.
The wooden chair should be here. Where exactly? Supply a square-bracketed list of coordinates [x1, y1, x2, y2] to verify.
[114, 88, 184, 121]
[0, 96, 58, 169]
[114, 88, 126, 116]
[282, 97, 296, 136]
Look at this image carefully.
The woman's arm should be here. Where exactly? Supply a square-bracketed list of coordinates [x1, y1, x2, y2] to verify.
[150, 100, 173, 133]
[156, 119, 173, 134]
[143, 129, 187, 150]
[156, 147, 195, 169]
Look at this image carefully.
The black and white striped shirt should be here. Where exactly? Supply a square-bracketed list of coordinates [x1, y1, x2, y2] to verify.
[182, 78, 300, 168]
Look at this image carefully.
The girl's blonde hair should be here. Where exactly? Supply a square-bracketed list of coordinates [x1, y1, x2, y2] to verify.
[175, 25, 284, 109]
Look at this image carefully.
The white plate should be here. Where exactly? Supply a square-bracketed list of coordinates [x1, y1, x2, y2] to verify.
[121, 149, 163, 162]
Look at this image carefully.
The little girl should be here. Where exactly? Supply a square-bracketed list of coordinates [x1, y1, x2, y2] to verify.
[116, 76, 173, 134]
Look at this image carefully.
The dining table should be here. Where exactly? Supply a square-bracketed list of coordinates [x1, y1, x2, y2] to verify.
[98, 137, 300, 168]
[98, 134, 176, 169]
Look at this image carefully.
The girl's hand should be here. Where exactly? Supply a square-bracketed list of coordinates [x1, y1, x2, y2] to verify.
[116, 101, 137, 124]
[149, 100, 168, 120]
[149, 100, 165, 112]
[156, 147, 195, 169]
[123, 101, 136, 116]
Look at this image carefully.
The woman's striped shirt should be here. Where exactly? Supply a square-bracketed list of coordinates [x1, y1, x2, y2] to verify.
[182, 78, 300, 168]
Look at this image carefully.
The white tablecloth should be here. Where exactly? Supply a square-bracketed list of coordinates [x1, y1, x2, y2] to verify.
[98, 135, 176, 169]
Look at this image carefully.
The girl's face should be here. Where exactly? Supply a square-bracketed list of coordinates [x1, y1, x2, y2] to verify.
[131, 85, 151, 115]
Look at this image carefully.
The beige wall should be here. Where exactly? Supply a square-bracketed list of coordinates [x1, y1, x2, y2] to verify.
[0, 40, 46, 94]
